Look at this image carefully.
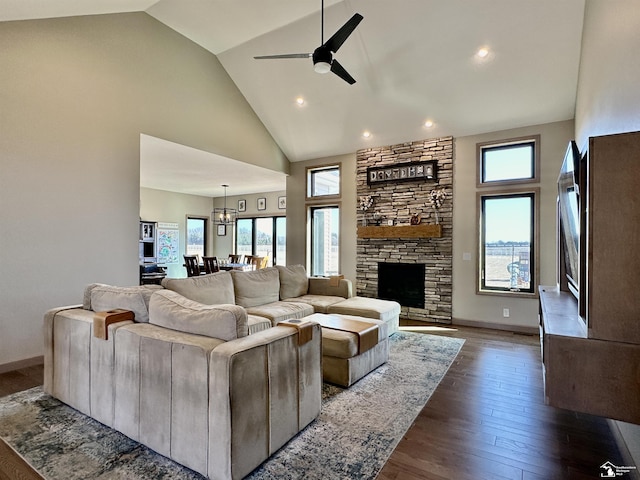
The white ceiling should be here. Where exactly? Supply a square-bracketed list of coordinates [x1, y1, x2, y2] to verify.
[1, 0, 586, 197]
[140, 134, 287, 197]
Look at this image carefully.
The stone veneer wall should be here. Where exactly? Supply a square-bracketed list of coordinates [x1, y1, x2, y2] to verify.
[356, 137, 453, 323]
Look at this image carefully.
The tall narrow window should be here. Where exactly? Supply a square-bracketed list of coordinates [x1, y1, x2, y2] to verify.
[275, 217, 287, 266]
[236, 218, 253, 258]
[186, 217, 207, 257]
[310, 206, 340, 276]
[255, 217, 274, 266]
[479, 192, 535, 293]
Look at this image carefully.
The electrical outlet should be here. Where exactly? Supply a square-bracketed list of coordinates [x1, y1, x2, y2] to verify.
[503, 308, 510, 318]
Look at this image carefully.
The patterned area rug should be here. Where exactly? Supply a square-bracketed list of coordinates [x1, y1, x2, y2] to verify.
[0, 331, 464, 480]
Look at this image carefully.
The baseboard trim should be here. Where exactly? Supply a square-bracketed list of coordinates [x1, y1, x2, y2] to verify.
[0, 356, 44, 375]
[452, 318, 538, 336]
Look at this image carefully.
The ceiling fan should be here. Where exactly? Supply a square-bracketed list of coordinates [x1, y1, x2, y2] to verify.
[254, 0, 363, 85]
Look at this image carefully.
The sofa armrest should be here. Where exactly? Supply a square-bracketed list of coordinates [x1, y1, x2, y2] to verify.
[308, 277, 353, 298]
[44, 305, 134, 419]
[43, 305, 82, 395]
[208, 323, 322, 480]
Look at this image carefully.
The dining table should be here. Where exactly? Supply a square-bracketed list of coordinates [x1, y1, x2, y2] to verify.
[219, 262, 252, 272]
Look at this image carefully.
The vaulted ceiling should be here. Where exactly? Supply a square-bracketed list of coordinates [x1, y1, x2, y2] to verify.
[1, 0, 585, 195]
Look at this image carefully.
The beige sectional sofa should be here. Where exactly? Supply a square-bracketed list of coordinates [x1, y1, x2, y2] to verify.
[43, 265, 399, 479]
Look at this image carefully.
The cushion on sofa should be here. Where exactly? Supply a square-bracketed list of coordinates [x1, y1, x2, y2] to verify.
[90, 285, 159, 323]
[231, 267, 280, 308]
[149, 290, 248, 341]
[284, 295, 348, 314]
[246, 301, 314, 326]
[161, 271, 235, 305]
[276, 264, 309, 299]
[247, 314, 273, 334]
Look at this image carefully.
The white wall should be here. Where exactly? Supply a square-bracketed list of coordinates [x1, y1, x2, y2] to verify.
[575, 0, 640, 150]
[575, 0, 640, 466]
[452, 120, 574, 331]
[0, 12, 287, 368]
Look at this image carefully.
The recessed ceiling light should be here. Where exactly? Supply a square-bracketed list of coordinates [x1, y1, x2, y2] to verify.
[362, 131, 371, 138]
[295, 97, 305, 106]
[424, 120, 434, 128]
[477, 47, 489, 58]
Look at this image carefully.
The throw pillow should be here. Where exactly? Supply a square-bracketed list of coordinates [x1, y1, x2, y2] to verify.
[231, 267, 280, 308]
[90, 285, 151, 323]
[161, 271, 235, 305]
[149, 290, 248, 341]
[276, 264, 309, 299]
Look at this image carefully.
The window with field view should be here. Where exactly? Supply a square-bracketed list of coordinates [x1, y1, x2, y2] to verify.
[480, 193, 534, 293]
[186, 217, 207, 258]
[477, 136, 539, 296]
[235, 216, 286, 267]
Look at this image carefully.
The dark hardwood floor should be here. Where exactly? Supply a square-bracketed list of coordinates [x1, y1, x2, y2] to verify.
[0, 324, 625, 479]
[379, 322, 625, 480]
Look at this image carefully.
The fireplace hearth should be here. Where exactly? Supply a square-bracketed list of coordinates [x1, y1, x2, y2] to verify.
[378, 262, 426, 309]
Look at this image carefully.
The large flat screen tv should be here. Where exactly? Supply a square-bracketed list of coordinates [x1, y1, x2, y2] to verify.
[557, 140, 581, 297]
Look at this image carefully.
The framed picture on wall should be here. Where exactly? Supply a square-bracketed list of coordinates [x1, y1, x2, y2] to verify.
[238, 199, 246, 212]
[257, 198, 266, 210]
[217, 224, 226, 236]
[278, 196, 287, 209]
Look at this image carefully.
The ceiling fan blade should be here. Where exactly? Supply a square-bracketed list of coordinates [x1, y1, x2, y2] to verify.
[330, 59, 356, 85]
[254, 53, 312, 60]
[324, 13, 363, 53]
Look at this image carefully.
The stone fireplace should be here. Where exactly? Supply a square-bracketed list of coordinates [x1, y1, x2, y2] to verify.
[356, 137, 453, 323]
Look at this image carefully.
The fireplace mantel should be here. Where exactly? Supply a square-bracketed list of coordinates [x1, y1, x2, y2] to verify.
[357, 224, 442, 239]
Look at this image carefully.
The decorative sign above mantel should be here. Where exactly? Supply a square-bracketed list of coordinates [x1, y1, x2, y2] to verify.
[367, 160, 437, 185]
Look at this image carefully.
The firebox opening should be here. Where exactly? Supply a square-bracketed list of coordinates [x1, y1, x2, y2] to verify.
[378, 262, 426, 309]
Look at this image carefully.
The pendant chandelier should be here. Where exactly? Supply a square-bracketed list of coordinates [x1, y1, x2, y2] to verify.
[212, 184, 237, 225]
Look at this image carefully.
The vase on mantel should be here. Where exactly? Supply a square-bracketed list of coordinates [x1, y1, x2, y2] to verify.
[362, 215, 367, 227]
[435, 210, 440, 225]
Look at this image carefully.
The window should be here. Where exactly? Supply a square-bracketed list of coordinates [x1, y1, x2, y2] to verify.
[477, 136, 540, 296]
[186, 217, 207, 257]
[310, 206, 340, 276]
[477, 135, 540, 186]
[479, 191, 537, 294]
[234, 216, 286, 266]
[307, 165, 340, 198]
[275, 216, 287, 266]
[236, 218, 253, 258]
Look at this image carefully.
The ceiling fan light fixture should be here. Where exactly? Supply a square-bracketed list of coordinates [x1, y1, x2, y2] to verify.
[314, 62, 331, 74]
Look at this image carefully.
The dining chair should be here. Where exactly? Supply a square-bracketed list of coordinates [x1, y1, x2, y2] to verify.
[184, 255, 201, 277]
[244, 255, 254, 266]
[202, 256, 220, 274]
[229, 254, 243, 263]
[250, 256, 264, 270]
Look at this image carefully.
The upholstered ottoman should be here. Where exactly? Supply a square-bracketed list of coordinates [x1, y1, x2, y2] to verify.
[301, 313, 389, 387]
[327, 296, 400, 335]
